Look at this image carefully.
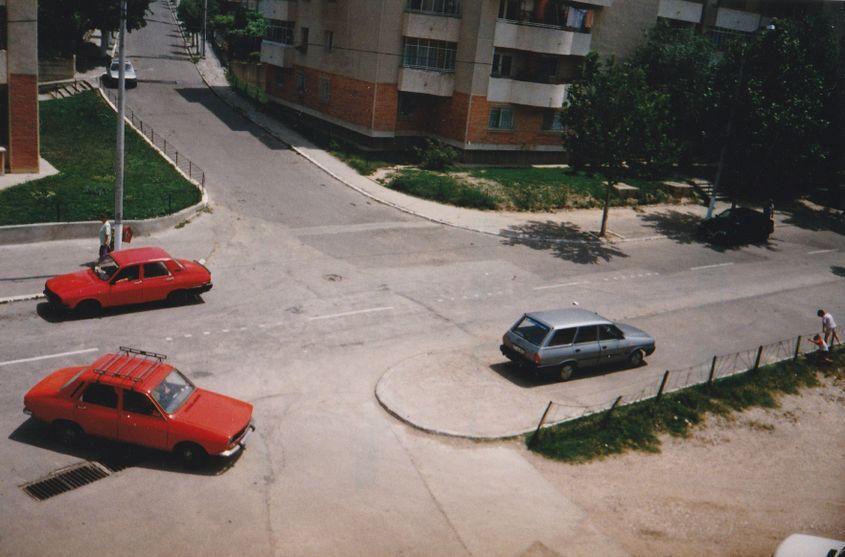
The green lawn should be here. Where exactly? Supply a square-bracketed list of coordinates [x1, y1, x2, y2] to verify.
[0, 91, 200, 225]
[467, 167, 672, 211]
[528, 347, 842, 463]
[386, 169, 498, 210]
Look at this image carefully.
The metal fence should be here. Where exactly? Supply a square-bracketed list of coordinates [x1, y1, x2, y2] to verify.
[531, 332, 835, 439]
[100, 86, 206, 192]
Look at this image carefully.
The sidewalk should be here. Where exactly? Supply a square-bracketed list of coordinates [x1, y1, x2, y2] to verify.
[191, 35, 728, 245]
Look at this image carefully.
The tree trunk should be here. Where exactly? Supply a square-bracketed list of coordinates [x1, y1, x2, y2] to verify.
[100, 29, 110, 58]
[599, 180, 613, 237]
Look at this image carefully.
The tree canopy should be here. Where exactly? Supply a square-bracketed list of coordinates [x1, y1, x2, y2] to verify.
[39, 0, 153, 57]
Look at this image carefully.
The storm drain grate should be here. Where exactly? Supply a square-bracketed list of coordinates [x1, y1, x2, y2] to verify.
[21, 462, 112, 501]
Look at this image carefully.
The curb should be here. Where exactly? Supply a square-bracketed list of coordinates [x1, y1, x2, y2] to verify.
[0, 88, 210, 246]
[0, 293, 46, 305]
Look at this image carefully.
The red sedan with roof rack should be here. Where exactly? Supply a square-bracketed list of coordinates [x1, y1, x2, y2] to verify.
[43, 247, 212, 315]
[23, 347, 254, 468]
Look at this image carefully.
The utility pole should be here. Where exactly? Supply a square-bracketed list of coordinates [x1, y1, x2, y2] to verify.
[202, 0, 207, 58]
[114, 0, 127, 251]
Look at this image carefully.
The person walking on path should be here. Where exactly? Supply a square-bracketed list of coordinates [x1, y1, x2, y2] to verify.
[98, 214, 112, 262]
[817, 309, 839, 346]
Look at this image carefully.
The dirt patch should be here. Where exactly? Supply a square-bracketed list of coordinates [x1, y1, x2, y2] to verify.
[524, 376, 845, 557]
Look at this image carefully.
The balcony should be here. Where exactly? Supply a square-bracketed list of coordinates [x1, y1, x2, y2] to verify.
[657, 0, 703, 24]
[487, 76, 568, 108]
[0, 51, 6, 85]
[260, 41, 296, 68]
[494, 19, 591, 56]
[258, 0, 295, 20]
[402, 12, 461, 43]
[397, 67, 454, 97]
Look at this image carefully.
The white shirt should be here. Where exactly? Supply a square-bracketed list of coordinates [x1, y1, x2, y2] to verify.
[99, 221, 112, 246]
[822, 313, 837, 332]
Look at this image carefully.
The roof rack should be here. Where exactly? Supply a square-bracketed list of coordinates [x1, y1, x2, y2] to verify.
[92, 346, 169, 386]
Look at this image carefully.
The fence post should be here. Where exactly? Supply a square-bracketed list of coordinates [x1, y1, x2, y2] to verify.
[55, 200, 61, 222]
[753, 345, 763, 370]
[189, 160, 192, 177]
[201, 173, 206, 189]
[793, 336, 802, 360]
[603, 396, 623, 427]
[163, 138, 167, 154]
[175, 151, 178, 165]
[656, 370, 670, 402]
[707, 355, 717, 384]
[528, 401, 553, 449]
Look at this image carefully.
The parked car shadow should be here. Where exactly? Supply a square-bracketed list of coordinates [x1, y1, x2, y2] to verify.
[832, 265, 845, 278]
[490, 359, 642, 389]
[9, 418, 240, 476]
[36, 296, 206, 323]
[500, 220, 628, 264]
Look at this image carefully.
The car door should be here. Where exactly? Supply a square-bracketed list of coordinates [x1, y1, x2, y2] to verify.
[74, 383, 119, 439]
[118, 389, 169, 450]
[572, 325, 601, 368]
[598, 324, 626, 364]
[541, 327, 577, 367]
[142, 261, 175, 302]
[107, 264, 143, 306]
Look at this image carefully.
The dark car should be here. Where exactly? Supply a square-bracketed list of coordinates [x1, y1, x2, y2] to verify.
[698, 207, 773, 245]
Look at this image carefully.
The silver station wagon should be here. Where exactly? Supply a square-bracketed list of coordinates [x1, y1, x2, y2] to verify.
[500, 308, 655, 381]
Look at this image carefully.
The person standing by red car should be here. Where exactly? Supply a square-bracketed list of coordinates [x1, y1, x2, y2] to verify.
[98, 214, 112, 262]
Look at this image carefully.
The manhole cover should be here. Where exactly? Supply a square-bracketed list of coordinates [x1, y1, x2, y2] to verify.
[323, 274, 343, 282]
[21, 462, 111, 501]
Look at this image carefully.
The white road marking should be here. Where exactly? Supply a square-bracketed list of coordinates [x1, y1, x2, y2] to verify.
[221, 329, 229, 333]
[533, 282, 584, 291]
[807, 249, 837, 255]
[203, 331, 210, 335]
[690, 262, 734, 271]
[239, 326, 247, 331]
[0, 293, 46, 305]
[0, 348, 98, 368]
[308, 306, 394, 321]
[184, 334, 192, 338]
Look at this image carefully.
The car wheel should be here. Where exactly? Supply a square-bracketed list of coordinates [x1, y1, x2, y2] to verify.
[628, 349, 646, 368]
[559, 363, 576, 381]
[175, 442, 208, 469]
[54, 421, 84, 447]
[167, 290, 188, 306]
[75, 300, 101, 318]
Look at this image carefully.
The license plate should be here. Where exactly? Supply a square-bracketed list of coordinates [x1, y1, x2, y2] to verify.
[512, 345, 525, 355]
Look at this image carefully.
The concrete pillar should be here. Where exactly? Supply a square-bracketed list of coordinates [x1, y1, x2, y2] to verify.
[7, 0, 39, 173]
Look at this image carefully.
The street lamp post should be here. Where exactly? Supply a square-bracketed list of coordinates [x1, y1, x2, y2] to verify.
[202, 0, 207, 58]
[114, 0, 127, 251]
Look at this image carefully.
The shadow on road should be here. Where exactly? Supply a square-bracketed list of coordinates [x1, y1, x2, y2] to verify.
[783, 203, 845, 236]
[500, 220, 628, 264]
[36, 296, 205, 323]
[832, 266, 845, 278]
[637, 209, 701, 244]
[490, 359, 642, 389]
[174, 87, 291, 151]
[9, 419, 239, 476]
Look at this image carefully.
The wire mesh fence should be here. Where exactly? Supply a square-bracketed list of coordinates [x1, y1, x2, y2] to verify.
[531, 330, 833, 438]
[100, 87, 206, 192]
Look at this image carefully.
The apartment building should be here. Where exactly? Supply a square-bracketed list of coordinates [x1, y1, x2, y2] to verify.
[0, 0, 39, 173]
[256, 0, 810, 162]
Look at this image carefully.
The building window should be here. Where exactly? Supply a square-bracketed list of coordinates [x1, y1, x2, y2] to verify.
[275, 69, 285, 89]
[707, 26, 752, 49]
[0, 6, 6, 50]
[406, 0, 461, 16]
[324, 30, 334, 52]
[300, 27, 309, 52]
[319, 77, 331, 103]
[491, 51, 512, 78]
[497, 0, 593, 31]
[488, 107, 514, 130]
[265, 20, 295, 45]
[542, 111, 564, 131]
[296, 71, 306, 94]
[402, 38, 457, 72]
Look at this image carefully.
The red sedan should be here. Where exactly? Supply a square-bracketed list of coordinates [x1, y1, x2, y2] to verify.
[24, 347, 254, 468]
[44, 247, 212, 315]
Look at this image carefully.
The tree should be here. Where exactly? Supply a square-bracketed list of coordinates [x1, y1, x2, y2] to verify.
[710, 17, 839, 201]
[631, 23, 718, 169]
[38, 0, 153, 57]
[562, 54, 676, 236]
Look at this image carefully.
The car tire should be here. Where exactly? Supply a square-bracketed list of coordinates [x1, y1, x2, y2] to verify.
[167, 290, 188, 306]
[75, 300, 101, 318]
[175, 442, 208, 469]
[559, 363, 576, 381]
[628, 349, 646, 368]
[54, 421, 84, 447]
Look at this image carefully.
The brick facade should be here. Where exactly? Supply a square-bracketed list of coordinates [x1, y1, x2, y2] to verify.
[8, 73, 39, 173]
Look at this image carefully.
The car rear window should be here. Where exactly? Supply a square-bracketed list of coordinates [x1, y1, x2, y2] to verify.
[512, 316, 550, 346]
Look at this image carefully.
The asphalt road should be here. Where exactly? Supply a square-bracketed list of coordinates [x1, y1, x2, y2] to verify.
[1, 2, 843, 555]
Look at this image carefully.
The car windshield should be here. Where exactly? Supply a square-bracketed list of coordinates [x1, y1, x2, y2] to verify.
[111, 63, 132, 71]
[512, 316, 550, 346]
[94, 256, 119, 281]
[150, 369, 195, 414]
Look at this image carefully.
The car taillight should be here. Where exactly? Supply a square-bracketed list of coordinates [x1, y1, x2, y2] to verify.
[533, 353, 541, 365]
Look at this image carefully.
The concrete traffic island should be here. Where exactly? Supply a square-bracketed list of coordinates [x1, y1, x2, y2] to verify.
[375, 345, 648, 439]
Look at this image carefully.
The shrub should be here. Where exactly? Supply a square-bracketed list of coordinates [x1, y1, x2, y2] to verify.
[414, 139, 458, 171]
[388, 170, 498, 210]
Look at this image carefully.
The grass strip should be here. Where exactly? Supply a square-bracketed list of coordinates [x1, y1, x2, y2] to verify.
[529, 348, 844, 463]
[0, 91, 200, 225]
[387, 169, 498, 210]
